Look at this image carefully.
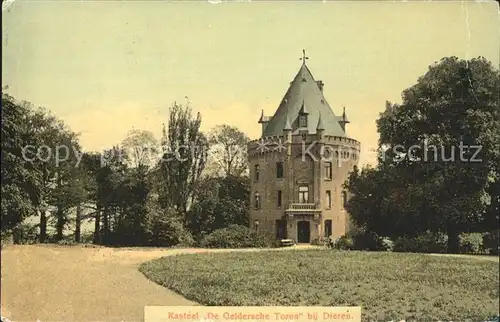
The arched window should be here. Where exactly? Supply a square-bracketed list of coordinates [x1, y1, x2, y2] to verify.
[325, 162, 332, 180]
[298, 186, 309, 203]
[276, 162, 284, 178]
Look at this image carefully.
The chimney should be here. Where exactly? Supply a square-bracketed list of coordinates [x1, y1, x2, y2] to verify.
[316, 80, 324, 92]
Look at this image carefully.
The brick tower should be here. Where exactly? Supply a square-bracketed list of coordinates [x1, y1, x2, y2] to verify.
[247, 50, 360, 243]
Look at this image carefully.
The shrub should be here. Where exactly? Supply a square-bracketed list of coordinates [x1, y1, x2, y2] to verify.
[333, 235, 354, 250]
[310, 237, 327, 246]
[381, 237, 394, 252]
[1, 230, 13, 248]
[57, 239, 77, 246]
[459, 233, 484, 254]
[325, 236, 335, 248]
[483, 230, 499, 255]
[351, 230, 390, 251]
[80, 231, 94, 244]
[393, 231, 447, 253]
[200, 224, 273, 248]
[11, 223, 39, 245]
[144, 205, 195, 247]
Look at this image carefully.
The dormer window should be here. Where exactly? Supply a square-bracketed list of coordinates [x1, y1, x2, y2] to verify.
[298, 101, 308, 127]
[299, 115, 308, 128]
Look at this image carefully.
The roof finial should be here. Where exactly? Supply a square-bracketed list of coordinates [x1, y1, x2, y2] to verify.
[300, 49, 309, 65]
[258, 109, 266, 123]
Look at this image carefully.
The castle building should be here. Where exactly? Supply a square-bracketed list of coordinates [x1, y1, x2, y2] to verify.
[247, 51, 360, 243]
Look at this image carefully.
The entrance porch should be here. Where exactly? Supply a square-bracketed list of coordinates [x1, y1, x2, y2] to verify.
[283, 202, 322, 243]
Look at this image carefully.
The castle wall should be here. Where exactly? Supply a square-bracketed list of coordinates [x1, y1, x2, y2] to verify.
[248, 134, 360, 242]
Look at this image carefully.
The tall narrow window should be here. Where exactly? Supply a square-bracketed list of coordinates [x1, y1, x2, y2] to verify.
[254, 164, 260, 181]
[325, 162, 332, 180]
[341, 190, 348, 209]
[276, 162, 284, 178]
[299, 115, 308, 128]
[254, 192, 261, 209]
[298, 186, 309, 203]
[324, 220, 332, 237]
[326, 190, 332, 209]
[277, 190, 282, 207]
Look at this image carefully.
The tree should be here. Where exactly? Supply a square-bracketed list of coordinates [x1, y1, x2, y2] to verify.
[26, 106, 83, 242]
[1, 93, 42, 238]
[92, 147, 129, 244]
[186, 175, 249, 241]
[158, 102, 208, 213]
[52, 131, 85, 241]
[143, 199, 194, 247]
[121, 129, 159, 170]
[208, 125, 250, 177]
[73, 152, 101, 243]
[346, 56, 500, 253]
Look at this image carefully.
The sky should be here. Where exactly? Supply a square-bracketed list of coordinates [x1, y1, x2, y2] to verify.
[2, 0, 499, 166]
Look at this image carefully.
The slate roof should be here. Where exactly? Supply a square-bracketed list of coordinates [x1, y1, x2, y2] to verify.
[261, 62, 346, 137]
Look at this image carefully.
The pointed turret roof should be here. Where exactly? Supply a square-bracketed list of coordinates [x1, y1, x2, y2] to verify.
[262, 61, 346, 137]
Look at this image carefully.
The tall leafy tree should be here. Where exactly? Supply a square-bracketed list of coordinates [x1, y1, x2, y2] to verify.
[1, 93, 42, 238]
[208, 125, 250, 177]
[94, 147, 128, 244]
[121, 129, 159, 170]
[187, 175, 249, 240]
[26, 107, 82, 242]
[346, 56, 500, 253]
[159, 102, 208, 213]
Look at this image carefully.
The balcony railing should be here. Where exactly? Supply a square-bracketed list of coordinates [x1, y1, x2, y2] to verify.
[286, 203, 321, 212]
[289, 203, 316, 210]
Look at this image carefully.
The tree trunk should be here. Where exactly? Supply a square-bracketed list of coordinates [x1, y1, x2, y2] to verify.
[12, 224, 21, 245]
[447, 228, 460, 254]
[93, 203, 101, 244]
[103, 205, 109, 244]
[56, 172, 64, 242]
[39, 208, 47, 243]
[75, 203, 82, 243]
[56, 206, 64, 242]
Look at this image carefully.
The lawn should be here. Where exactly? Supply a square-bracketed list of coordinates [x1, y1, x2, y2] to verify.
[139, 250, 499, 321]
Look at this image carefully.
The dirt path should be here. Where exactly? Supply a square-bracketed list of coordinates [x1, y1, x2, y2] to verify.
[0, 245, 314, 321]
[428, 253, 499, 262]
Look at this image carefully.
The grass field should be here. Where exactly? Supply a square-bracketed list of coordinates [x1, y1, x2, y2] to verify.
[139, 249, 499, 321]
